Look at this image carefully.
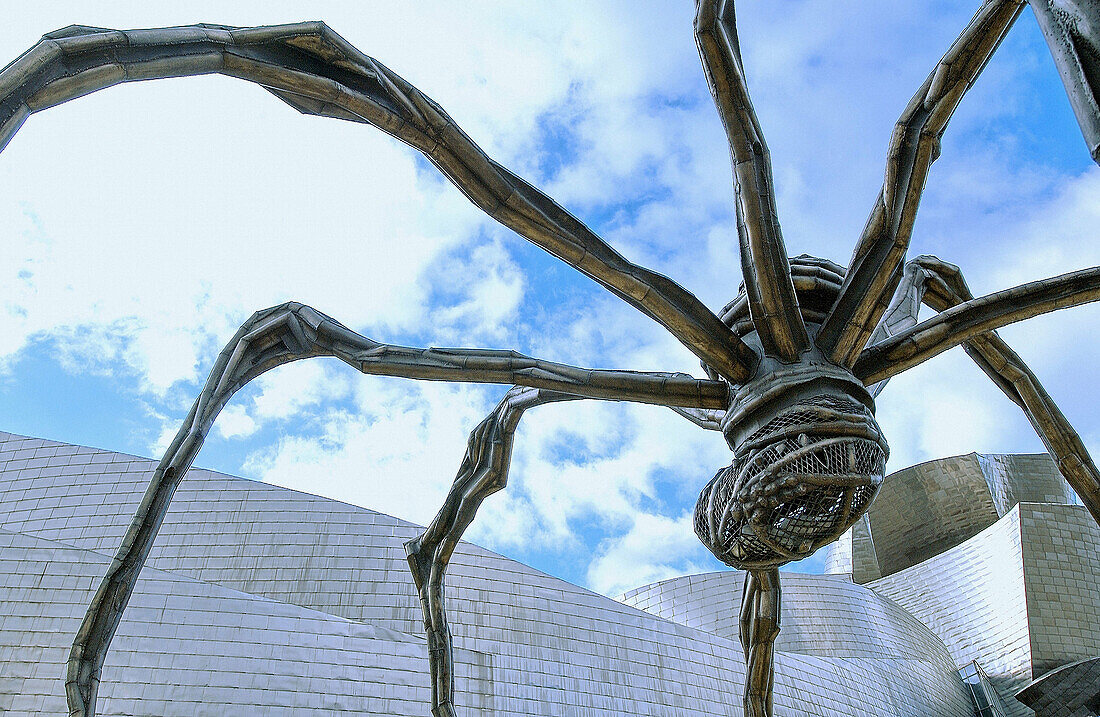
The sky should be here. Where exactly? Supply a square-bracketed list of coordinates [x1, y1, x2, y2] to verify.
[2, 1, 1099, 598]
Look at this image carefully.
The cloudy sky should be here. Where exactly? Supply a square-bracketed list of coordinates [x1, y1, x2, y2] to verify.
[2, 1, 1098, 597]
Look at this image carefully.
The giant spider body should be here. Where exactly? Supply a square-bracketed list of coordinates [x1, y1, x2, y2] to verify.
[3, 1, 1100, 716]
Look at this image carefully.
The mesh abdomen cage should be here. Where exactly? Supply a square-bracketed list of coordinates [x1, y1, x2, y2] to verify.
[696, 256, 889, 570]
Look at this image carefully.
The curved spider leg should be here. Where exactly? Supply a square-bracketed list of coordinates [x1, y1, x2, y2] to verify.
[856, 257, 1100, 525]
[404, 386, 579, 717]
[669, 405, 726, 431]
[853, 264, 1100, 381]
[861, 257, 949, 399]
[1028, 0, 1100, 163]
[695, 0, 809, 362]
[740, 567, 781, 717]
[817, 0, 1027, 366]
[407, 389, 727, 714]
[64, 301, 728, 717]
[0, 23, 756, 383]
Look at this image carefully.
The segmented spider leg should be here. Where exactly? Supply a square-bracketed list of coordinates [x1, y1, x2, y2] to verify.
[854, 264, 1100, 381]
[404, 387, 577, 717]
[64, 301, 727, 717]
[1029, 0, 1100, 163]
[405, 388, 725, 715]
[860, 255, 969, 398]
[66, 303, 312, 717]
[740, 567, 781, 717]
[0, 22, 756, 383]
[858, 257, 1100, 525]
[962, 336, 1100, 524]
[695, 0, 809, 362]
[669, 406, 726, 431]
[817, 0, 1027, 366]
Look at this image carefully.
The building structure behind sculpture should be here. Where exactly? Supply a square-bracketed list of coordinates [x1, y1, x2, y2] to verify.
[820, 452, 1100, 716]
[0, 430, 1097, 716]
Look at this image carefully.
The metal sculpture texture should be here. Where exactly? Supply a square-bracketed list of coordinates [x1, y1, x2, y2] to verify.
[2, 1, 1099, 716]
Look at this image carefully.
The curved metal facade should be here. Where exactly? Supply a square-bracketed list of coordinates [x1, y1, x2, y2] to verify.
[620, 571, 954, 666]
[823, 451, 1079, 579]
[1, 431, 1097, 715]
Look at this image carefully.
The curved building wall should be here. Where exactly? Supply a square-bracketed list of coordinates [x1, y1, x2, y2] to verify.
[868, 454, 1001, 576]
[0, 430, 978, 716]
[1016, 657, 1100, 716]
[620, 570, 955, 669]
[1015, 503, 1100, 678]
[822, 513, 881, 582]
[868, 502, 1100, 717]
[824, 452, 1078, 581]
[870, 508, 1032, 715]
[0, 527, 490, 716]
[975, 454, 1078, 517]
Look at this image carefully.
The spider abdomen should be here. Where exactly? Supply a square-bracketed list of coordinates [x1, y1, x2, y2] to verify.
[695, 394, 887, 570]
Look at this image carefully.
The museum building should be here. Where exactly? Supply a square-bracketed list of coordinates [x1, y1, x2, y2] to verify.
[1, 429, 1098, 716]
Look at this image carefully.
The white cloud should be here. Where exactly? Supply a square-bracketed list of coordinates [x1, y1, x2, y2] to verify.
[4, 1, 1100, 597]
[876, 351, 1012, 473]
[248, 361, 353, 423]
[489, 399, 730, 557]
[242, 377, 494, 526]
[586, 511, 711, 597]
[213, 405, 258, 440]
[0, 86, 482, 390]
[426, 240, 525, 344]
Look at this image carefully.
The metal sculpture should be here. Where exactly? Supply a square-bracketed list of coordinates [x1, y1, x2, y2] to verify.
[2, 1, 1099, 715]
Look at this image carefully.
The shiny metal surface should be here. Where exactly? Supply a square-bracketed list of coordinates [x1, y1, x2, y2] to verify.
[1, 2, 1099, 714]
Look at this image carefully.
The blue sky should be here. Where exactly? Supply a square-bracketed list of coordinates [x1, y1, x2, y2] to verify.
[2, 1, 1099, 596]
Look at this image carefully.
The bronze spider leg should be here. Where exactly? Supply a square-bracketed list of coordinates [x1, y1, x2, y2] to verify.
[405, 386, 580, 717]
[1028, 0, 1100, 162]
[854, 264, 1100, 380]
[669, 406, 726, 431]
[740, 567, 781, 717]
[0, 22, 756, 384]
[857, 256, 1100, 525]
[64, 302, 727, 717]
[818, 0, 1027, 366]
[410, 388, 730, 716]
[695, 0, 809, 362]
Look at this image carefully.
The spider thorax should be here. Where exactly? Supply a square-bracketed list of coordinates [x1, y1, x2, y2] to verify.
[695, 256, 889, 570]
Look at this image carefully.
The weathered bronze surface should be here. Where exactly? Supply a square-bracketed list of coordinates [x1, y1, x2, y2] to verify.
[1, 2, 1098, 715]
[1029, 0, 1100, 161]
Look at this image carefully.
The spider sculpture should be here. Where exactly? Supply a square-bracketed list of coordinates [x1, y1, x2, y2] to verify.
[3, 1, 1100, 716]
